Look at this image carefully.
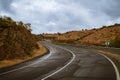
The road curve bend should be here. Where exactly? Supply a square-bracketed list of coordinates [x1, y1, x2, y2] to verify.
[0, 42, 117, 80]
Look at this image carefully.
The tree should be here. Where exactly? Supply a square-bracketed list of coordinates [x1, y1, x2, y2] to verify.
[18, 21, 24, 26]
[57, 32, 61, 35]
[25, 23, 31, 30]
[3, 16, 13, 22]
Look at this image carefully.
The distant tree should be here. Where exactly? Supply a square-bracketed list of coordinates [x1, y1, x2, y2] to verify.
[114, 23, 120, 26]
[25, 23, 31, 30]
[3, 16, 13, 22]
[18, 21, 24, 26]
[102, 26, 106, 28]
[82, 29, 84, 31]
[92, 28, 96, 30]
[57, 32, 61, 35]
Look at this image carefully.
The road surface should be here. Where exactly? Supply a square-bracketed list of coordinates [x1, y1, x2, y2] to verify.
[0, 42, 116, 80]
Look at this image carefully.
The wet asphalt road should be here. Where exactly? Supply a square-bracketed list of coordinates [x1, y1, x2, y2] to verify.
[0, 42, 116, 80]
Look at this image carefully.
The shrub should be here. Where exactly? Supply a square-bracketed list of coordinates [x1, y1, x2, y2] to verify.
[26, 51, 32, 56]
[110, 35, 120, 48]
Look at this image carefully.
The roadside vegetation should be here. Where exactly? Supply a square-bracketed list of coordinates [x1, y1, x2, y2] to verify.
[110, 35, 120, 48]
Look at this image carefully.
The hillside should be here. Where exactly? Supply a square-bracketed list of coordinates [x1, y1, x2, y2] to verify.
[41, 24, 120, 47]
[78, 25, 120, 46]
[0, 16, 45, 61]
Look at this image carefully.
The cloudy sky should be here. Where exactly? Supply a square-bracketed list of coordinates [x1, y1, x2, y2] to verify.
[0, 0, 120, 34]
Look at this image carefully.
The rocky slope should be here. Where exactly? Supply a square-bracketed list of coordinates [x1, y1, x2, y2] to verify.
[0, 16, 39, 60]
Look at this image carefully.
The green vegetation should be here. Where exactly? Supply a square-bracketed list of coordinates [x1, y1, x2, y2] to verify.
[110, 35, 120, 48]
[25, 50, 32, 56]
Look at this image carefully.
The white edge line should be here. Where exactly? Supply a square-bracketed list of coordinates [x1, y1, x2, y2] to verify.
[0, 51, 52, 76]
[97, 52, 120, 80]
[41, 45, 76, 80]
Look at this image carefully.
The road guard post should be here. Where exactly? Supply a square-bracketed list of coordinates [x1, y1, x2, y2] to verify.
[105, 41, 110, 47]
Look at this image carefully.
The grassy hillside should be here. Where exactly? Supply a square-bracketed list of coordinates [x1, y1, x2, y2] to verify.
[78, 25, 120, 46]
[41, 24, 120, 47]
[0, 16, 42, 60]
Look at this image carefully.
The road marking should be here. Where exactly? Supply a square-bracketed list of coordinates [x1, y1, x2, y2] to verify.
[0, 50, 51, 76]
[97, 52, 120, 80]
[41, 45, 76, 80]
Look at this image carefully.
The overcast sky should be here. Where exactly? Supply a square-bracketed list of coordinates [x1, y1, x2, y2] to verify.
[0, 0, 120, 34]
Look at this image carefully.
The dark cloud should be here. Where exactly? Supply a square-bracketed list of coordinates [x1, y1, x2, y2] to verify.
[103, 0, 120, 18]
[0, 0, 120, 34]
[0, 0, 14, 12]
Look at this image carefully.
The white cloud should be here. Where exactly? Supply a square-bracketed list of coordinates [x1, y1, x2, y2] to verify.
[46, 21, 57, 26]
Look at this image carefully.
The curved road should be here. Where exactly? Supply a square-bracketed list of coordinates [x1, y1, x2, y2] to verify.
[0, 42, 116, 80]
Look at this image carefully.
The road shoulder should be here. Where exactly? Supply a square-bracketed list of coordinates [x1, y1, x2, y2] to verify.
[96, 50, 120, 80]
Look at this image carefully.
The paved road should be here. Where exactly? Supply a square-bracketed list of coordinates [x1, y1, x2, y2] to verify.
[0, 42, 116, 80]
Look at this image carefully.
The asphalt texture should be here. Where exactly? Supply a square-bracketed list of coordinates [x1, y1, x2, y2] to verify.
[0, 42, 116, 80]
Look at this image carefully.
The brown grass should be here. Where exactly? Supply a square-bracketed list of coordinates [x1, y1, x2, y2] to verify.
[98, 50, 120, 63]
[0, 42, 47, 68]
[41, 24, 120, 46]
[98, 50, 120, 73]
[80, 26, 120, 46]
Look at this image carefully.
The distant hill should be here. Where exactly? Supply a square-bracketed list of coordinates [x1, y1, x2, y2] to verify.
[40, 24, 120, 47]
[0, 16, 39, 60]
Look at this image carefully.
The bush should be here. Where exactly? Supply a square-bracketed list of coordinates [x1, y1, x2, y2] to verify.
[25, 51, 32, 56]
[110, 35, 120, 48]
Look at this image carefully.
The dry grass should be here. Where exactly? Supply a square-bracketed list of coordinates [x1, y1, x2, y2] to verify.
[0, 42, 47, 68]
[98, 50, 120, 63]
[98, 50, 120, 73]
[80, 26, 120, 45]
[42, 25, 120, 46]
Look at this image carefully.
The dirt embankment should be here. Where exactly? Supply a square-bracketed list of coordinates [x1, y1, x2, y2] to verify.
[0, 16, 47, 68]
[0, 42, 47, 68]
